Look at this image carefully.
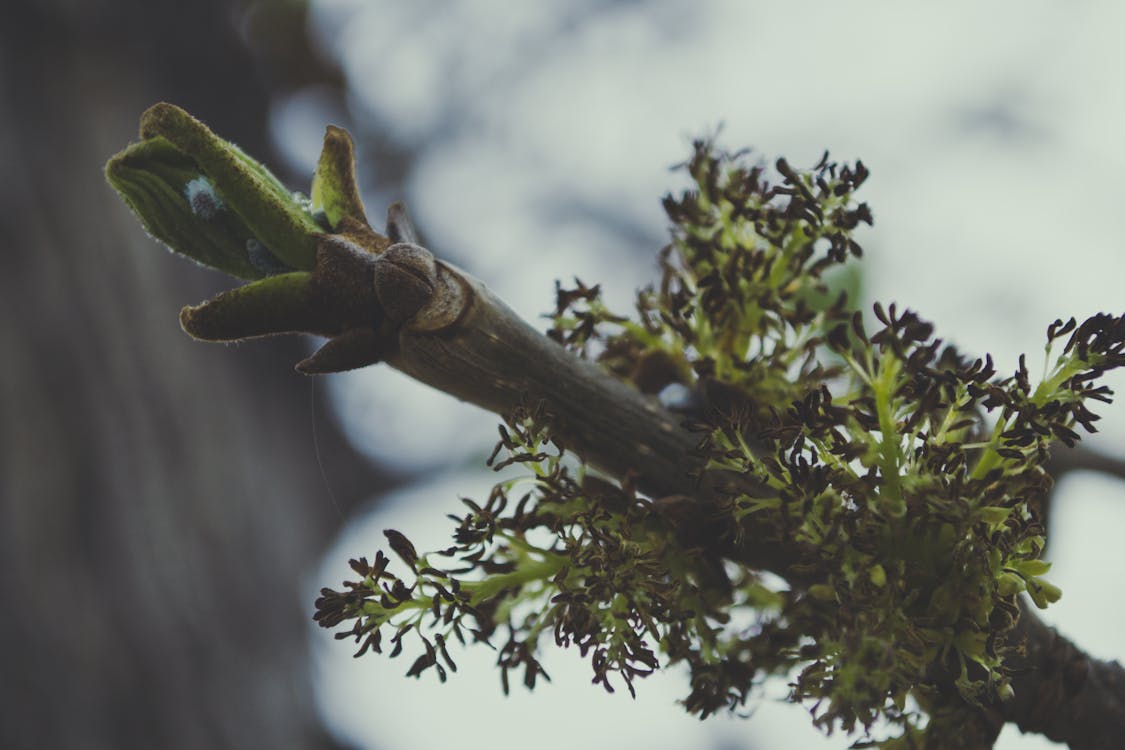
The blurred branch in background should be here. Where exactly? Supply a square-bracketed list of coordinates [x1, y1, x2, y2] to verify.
[0, 2, 382, 748]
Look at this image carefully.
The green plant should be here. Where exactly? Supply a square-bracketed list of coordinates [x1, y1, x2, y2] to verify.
[108, 103, 1125, 748]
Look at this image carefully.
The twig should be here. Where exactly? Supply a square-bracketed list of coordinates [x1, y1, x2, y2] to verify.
[1001, 599, 1125, 750]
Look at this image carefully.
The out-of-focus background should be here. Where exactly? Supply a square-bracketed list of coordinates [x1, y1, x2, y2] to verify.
[3, 2, 1124, 749]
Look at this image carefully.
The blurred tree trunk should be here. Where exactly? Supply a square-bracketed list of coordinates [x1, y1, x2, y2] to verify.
[0, 2, 379, 748]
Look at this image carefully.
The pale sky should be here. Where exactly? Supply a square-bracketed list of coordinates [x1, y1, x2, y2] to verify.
[276, 3, 1125, 748]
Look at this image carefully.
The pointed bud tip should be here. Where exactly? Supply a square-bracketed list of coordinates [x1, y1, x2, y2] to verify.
[104, 151, 126, 181]
[312, 124, 367, 228]
[179, 303, 214, 341]
[385, 202, 420, 244]
[323, 123, 353, 145]
[294, 359, 318, 375]
[139, 102, 193, 140]
[297, 328, 386, 374]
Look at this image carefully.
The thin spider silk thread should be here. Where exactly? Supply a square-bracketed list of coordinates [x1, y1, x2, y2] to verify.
[311, 379, 344, 520]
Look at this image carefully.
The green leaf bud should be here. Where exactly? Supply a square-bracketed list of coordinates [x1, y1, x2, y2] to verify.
[311, 124, 368, 229]
[995, 572, 1026, 597]
[107, 102, 323, 276]
[808, 583, 836, 601]
[977, 506, 1012, 526]
[1026, 577, 1062, 609]
[107, 136, 277, 279]
[1013, 559, 1052, 578]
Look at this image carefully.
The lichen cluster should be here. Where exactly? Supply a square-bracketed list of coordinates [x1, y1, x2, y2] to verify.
[315, 142, 1125, 745]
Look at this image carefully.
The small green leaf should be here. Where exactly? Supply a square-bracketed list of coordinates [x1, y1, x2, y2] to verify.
[311, 124, 368, 229]
[1026, 577, 1062, 609]
[808, 584, 836, 601]
[995, 572, 1025, 597]
[953, 629, 988, 659]
[137, 102, 323, 270]
[1013, 559, 1052, 578]
[106, 137, 278, 280]
[977, 506, 1012, 526]
[180, 271, 321, 341]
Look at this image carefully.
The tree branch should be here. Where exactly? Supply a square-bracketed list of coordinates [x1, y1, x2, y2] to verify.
[1046, 444, 1125, 484]
[1001, 600, 1125, 749]
[380, 252, 804, 574]
[109, 107, 1125, 747]
[365, 243, 1125, 748]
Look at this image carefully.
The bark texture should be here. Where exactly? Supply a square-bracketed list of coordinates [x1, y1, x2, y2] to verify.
[1001, 601, 1125, 750]
[0, 3, 378, 748]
